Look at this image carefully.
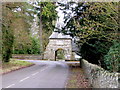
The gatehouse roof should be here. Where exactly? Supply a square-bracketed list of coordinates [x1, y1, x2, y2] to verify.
[49, 32, 72, 39]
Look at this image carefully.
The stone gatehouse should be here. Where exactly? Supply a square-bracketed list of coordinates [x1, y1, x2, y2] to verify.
[44, 32, 73, 60]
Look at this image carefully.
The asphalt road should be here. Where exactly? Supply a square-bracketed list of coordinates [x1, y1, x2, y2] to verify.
[2, 60, 69, 88]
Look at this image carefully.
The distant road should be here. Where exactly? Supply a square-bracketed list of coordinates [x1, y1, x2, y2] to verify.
[2, 60, 69, 88]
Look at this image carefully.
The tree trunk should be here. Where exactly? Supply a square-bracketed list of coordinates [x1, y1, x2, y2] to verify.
[39, 4, 43, 59]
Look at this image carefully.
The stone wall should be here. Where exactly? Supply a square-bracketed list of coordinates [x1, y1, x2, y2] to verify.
[12, 54, 42, 60]
[81, 59, 119, 88]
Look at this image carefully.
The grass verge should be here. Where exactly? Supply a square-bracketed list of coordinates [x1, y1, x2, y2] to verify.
[0, 59, 34, 74]
[66, 65, 90, 88]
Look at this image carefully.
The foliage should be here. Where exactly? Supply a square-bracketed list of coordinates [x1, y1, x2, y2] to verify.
[2, 26, 14, 62]
[79, 2, 119, 68]
[29, 37, 41, 54]
[58, 2, 119, 68]
[12, 18, 33, 54]
[36, 2, 57, 31]
[80, 39, 112, 65]
[2, 3, 15, 62]
[60, 2, 119, 40]
[104, 42, 120, 72]
[2, 2, 35, 62]
[2, 2, 57, 59]
[56, 49, 65, 60]
[79, 2, 119, 67]
[13, 37, 40, 54]
[35, 2, 58, 51]
[12, 2, 35, 54]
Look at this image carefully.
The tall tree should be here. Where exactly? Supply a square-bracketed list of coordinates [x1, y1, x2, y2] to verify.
[2, 3, 16, 62]
[12, 2, 35, 54]
[0, 2, 2, 61]
[2, 2, 35, 62]
[59, 2, 119, 67]
[34, 2, 57, 57]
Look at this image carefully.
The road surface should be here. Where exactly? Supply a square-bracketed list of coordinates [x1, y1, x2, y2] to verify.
[2, 60, 69, 88]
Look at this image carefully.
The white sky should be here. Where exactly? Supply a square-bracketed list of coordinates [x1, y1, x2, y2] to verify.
[55, 1, 78, 29]
[56, 3, 64, 23]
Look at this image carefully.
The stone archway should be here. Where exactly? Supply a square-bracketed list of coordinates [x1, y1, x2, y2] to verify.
[44, 32, 72, 60]
[55, 48, 65, 61]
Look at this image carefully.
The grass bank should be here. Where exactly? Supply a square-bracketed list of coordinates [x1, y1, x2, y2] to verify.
[0, 59, 34, 74]
[66, 65, 90, 88]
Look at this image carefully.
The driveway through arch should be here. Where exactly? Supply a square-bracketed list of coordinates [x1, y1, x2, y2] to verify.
[55, 48, 65, 61]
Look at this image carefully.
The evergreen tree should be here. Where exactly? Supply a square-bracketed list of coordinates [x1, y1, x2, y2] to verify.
[59, 2, 119, 69]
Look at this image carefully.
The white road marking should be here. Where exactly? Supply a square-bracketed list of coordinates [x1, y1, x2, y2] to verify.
[19, 77, 30, 82]
[41, 67, 49, 72]
[31, 66, 49, 76]
[41, 69, 45, 72]
[18, 66, 50, 84]
[6, 84, 15, 88]
[32, 72, 39, 76]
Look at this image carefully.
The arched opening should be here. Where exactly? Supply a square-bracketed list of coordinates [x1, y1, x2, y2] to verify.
[55, 48, 65, 61]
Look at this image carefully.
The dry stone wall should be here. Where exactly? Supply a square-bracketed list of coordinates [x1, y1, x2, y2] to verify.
[81, 59, 120, 88]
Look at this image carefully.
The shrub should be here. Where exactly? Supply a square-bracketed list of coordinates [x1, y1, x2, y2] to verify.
[104, 42, 120, 72]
